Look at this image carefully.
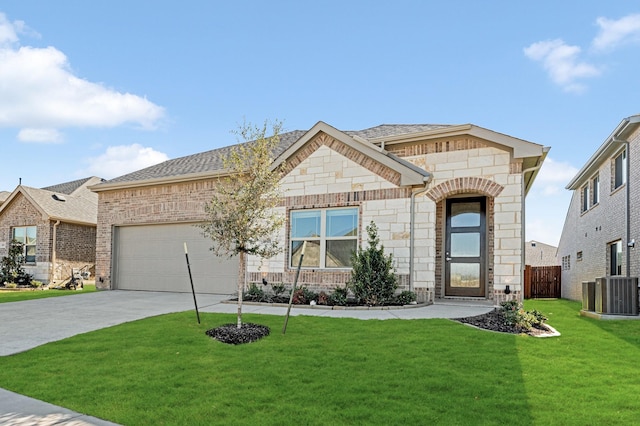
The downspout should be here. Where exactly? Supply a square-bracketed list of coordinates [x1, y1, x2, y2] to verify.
[613, 138, 631, 277]
[50, 220, 60, 285]
[409, 175, 432, 292]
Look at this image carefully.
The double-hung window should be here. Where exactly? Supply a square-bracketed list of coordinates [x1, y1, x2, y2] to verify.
[581, 185, 589, 212]
[592, 174, 599, 205]
[290, 207, 358, 268]
[614, 150, 627, 189]
[12, 226, 37, 263]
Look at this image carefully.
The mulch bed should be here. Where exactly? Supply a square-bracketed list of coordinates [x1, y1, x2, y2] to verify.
[453, 308, 554, 336]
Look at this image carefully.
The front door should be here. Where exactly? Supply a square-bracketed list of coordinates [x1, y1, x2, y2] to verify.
[445, 197, 486, 297]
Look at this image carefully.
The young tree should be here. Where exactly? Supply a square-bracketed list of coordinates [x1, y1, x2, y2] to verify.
[198, 120, 285, 328]
[347, 221, 398, 306]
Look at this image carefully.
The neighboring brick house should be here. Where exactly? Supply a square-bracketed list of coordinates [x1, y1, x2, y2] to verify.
[91, 121, 548, 304]
[558, 114, 640, 301]
[525, 240, 559, 267]
[0, 177, 103, 284]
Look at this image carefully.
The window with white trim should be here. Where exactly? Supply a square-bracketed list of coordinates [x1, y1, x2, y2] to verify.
[12, 226, 37, 263]
[614, 150, 627, 190]
[581, 184, 589, 212]
[592, 174, 599, 205]
[290, 207, 358, 268]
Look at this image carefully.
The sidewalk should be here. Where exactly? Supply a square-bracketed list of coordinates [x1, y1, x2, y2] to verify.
[0, 291, 494, 425]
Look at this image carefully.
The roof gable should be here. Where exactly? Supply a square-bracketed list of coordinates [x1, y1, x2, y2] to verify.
[274, 121, 431, 186]
[0, 177, 101, 225]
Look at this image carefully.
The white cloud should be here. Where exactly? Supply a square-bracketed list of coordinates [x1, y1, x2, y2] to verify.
[524, 39, 601, 93]
[17, 128, 63, 143]
[80, 144, 169, 179]
[0, 12, 164, 142]
[593, 13, 640, 51]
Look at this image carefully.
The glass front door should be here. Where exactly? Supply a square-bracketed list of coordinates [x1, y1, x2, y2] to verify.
[445, 197, 486, 297]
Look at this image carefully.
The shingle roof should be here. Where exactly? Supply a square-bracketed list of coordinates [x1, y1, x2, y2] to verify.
[347, 124, 452, 140]
[101, 124, 451, 186]
[42, 177, 96, 195]
[0, 177, 103, 225]
[0, 191, 10, 205]
[105, 130, 308, 184]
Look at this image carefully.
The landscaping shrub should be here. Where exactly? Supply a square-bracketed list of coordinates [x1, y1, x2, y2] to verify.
[394, 290, 417, 305]
[328, 286, 348, 306]
[317, 291, 329, 305]
[0, 240, 32, 286]
[244, 283, 266, 302]
[347, 221, 398, 306]
[500, 300, 548, 331]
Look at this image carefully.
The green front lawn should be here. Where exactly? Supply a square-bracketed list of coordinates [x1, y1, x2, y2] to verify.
[0, 284, 96, 303]
[0, 299, 639, 425]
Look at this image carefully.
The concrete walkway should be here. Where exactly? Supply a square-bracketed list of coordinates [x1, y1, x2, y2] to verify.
[0, 290, 494, 425]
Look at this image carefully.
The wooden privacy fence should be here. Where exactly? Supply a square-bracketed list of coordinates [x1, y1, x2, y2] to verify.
[524, 265, 561, 299]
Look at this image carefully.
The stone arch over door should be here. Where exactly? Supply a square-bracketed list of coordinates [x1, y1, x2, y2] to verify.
[428, 178, 502, 299]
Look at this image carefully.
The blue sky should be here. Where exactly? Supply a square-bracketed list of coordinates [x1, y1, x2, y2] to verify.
[0, 1, 639, 246]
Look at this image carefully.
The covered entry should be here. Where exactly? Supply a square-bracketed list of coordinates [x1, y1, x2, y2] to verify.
[112, 223, 237, 294]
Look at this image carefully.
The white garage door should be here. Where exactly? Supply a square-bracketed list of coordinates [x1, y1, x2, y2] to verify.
[113, 223, 238, 294]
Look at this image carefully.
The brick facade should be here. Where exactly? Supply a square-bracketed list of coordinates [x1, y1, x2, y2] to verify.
[0, 193, 96, 283]
[558, 124, 640, 300]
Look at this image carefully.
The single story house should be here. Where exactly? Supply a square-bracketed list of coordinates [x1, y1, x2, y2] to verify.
[0, 177, 103, 284]
[558, 114, 640, 301]
[91, 121, 548, 304]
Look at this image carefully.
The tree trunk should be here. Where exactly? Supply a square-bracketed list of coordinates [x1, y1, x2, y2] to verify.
[236, 251, 246, 329]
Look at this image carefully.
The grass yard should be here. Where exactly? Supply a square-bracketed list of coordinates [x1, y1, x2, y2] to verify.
[0, 299, 639, 425]
[0, 284, 96, 303]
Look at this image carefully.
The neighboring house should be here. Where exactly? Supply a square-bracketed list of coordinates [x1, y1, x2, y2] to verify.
[525, 240, 559, 267]
[0, 191, 10, 206]
[0, 177, 104, 284]
[558, 114, 640, 301]
[91, 121, 548, 304]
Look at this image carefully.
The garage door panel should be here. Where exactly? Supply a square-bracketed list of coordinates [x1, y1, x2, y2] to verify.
[114, 224, 238, 294]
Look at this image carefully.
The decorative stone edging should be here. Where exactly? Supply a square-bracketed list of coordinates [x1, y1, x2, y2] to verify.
[223, 300, 433, 311]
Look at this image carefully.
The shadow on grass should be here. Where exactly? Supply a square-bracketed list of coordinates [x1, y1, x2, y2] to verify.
[521, 299, 640, 425]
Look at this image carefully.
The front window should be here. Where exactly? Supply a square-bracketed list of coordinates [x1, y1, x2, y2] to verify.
[609, 240, 622, 276]
[290, 208, 358, 268]
[12, 226, 37, 263]
[614, 150, 627, 189]
[592, 174, 599, 205]
[581, 185, 589, 212]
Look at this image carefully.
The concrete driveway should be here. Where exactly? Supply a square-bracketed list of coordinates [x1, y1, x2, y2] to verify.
[0, 291, 229, 357]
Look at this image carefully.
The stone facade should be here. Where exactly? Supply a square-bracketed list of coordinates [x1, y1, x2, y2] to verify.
[93, 123, 545, 305]
[558, 120, 640, 301]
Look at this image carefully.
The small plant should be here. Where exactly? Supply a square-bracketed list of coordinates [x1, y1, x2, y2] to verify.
[270, 283, 286, 298]
[0, 240, 28, 285]
[5, 283, 17, 289]
[317, 291, 329, 305]
[394, 290, 417, 305]
[347, 221, 398, 306]
[328, 286, 349, 306]
[244, 283, 265, 302]
[500, 300, 547, 331]
[30, 280, 43, 288]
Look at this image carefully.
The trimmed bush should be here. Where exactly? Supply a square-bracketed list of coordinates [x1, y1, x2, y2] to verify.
[347, 222, 398, 306]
